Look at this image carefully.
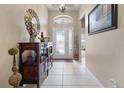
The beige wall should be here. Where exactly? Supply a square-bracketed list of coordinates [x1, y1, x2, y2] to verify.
[48, 11, 79, 59]
[79, 4, 124, 87]
[0, 4, 48, 87]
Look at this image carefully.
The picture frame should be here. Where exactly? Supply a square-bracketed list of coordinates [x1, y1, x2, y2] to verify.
[88, 4, 118, 35]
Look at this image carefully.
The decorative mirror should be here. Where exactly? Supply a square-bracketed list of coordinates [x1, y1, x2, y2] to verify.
[24, 9, 40, 42]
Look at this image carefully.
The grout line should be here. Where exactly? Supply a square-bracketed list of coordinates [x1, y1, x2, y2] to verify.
[62, 63, 64, 88]
[42, 60, 102, 88]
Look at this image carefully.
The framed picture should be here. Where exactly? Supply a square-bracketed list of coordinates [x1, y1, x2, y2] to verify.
[88, 4, 118, 35]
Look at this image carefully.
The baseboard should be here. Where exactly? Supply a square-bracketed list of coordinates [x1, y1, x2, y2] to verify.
[87, 68, 104, 88]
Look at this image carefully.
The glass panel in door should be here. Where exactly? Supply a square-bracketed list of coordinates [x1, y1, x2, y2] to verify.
[53, 30, 73, 59]
[56, 30, 65, 56]
[69, 30, 73, 56]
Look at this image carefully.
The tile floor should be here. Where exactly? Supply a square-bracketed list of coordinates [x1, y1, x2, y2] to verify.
[40, 59, 103, 88]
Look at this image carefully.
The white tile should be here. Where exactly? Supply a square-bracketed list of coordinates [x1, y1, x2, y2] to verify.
[63, 85, 101, 88]
[63, 67, 90, 75]
[42, 75, 62, 86]
[39, 60, 102, 88]
[63, 75, 100, 86]
[63, 65, 73, 69]
[49, 68, 63, 75]
[41, 86, 62, 88]
[63, 70, 75, 75]
[52, 63, 63, 69]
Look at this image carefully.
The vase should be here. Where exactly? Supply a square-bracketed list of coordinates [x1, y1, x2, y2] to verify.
[29, 35, 35, 42]
[8, 55, 22, 88]
[8, 65, 22, 88]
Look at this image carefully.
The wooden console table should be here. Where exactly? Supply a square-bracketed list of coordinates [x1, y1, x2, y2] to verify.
[18, 42, 53, 88]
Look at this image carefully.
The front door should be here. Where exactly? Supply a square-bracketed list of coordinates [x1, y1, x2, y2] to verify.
[53, 30, 73, 59]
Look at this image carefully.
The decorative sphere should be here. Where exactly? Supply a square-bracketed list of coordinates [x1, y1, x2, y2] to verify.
[8, 48, 18, 56]
[8, 73, 22, 87]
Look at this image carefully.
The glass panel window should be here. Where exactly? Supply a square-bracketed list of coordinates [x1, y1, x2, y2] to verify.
[56, 31, 65, 55]
[69, 30, 72, 55]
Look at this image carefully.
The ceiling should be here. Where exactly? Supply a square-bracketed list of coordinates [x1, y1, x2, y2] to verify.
[47, 4, 80, 11]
